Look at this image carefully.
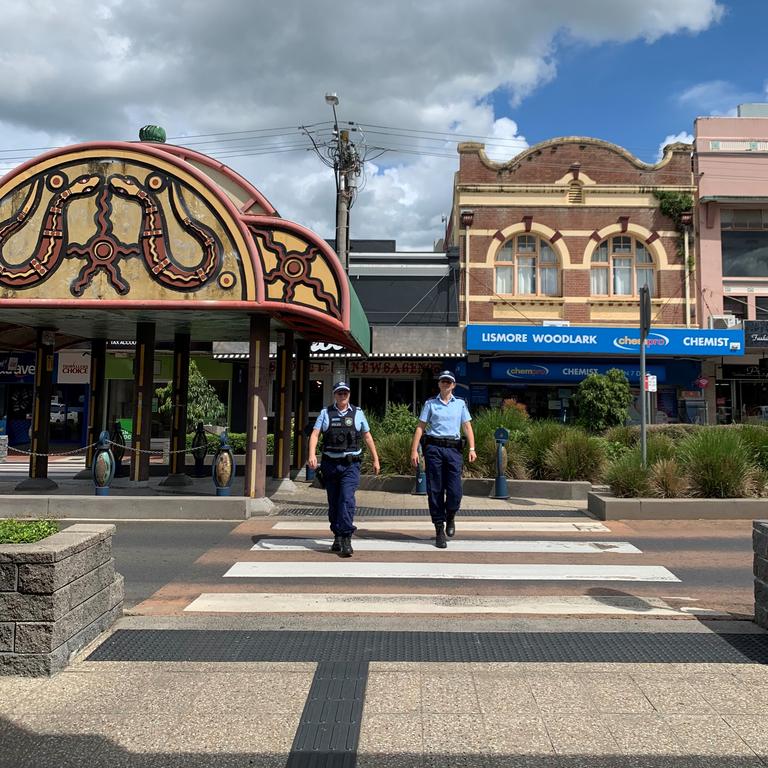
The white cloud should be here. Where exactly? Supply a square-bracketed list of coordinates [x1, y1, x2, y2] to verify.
[656, 131, 694, 162]
[0, 0, 725, 249]
[677, 80, 765, 117]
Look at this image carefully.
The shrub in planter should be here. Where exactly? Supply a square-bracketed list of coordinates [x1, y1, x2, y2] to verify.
[647, 423, 702, 441]
[604, 450, 651, 498]
[0, 519, 59, 544]
[572, 369, 632, 433]
[370, 432, 414, 476]
[543, 429, 606, 482]
[379, 403, 419, 437]
[523, 420, 568, 479]
[465, 431, 527, 479]
[603, 425, 637, 448]
[646, 434, 675, 465]
[648, 458, 689, 498]
[737, 424, 768, 471]
[677, 428, 757, 498]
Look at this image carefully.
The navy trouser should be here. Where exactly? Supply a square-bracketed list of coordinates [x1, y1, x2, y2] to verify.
[321, 456, 361, 536]
[424, 443, 463, 524]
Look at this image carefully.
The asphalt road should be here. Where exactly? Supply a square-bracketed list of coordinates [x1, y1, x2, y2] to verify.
[63, 520, 239, 609]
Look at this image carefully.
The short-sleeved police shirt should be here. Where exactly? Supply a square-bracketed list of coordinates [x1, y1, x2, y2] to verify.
[314, 405, 370, 458]
[418, 395, 472, 438]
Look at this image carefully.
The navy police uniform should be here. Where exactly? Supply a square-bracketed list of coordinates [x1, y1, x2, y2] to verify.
[314, 397, 370, 539]
[419, 380, 472, 528]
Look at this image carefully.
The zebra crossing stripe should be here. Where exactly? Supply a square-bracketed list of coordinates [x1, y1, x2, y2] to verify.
[271, 521, 609, 533]
[184, 592, 719, 616]
[224, 562, 679, 582]
[252, 538, 641, 554]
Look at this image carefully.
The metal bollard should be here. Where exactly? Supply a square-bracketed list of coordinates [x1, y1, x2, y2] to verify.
[212, 430, 235, 496]
[493, 427, 510, 500]
[92, 430, 115, 496]
[190, 422, 208, 477]
[413, 443, 427, 495]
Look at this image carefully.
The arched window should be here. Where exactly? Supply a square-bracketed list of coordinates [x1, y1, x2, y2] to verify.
[590, 236, 654, 297]
[494, 235, 559, 296]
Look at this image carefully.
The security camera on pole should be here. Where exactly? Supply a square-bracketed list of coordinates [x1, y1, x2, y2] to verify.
[639, 285, 651, 466]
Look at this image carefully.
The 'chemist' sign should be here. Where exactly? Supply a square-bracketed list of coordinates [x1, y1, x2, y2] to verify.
[466, 325, 744, 356]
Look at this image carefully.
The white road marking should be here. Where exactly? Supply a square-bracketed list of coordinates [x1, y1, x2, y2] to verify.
[271, 521, 609, 533]
[252, 538, 641, 554]
[185, 592, 717, 615]
[224, 562, 679, 582]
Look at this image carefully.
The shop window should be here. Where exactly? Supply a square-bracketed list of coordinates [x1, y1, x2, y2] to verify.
[308, 379, 324, 414]
[494, 235, 560, 297]
[756, 297, 768, 318]
[388, 379, 416, 414]
[359, 378, 386, 416]
[590, 236, 655, 297]
[721, 208, 768, 277]
[724, 296, 748, 321]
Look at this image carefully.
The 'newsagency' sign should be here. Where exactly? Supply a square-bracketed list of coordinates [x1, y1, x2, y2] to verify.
[466, 325, 744, 356]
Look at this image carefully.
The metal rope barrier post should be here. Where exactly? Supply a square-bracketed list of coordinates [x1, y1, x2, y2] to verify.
[190, 422, 208, 477]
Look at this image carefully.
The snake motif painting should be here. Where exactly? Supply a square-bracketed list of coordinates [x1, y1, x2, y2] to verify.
[0, 168, 223, 296]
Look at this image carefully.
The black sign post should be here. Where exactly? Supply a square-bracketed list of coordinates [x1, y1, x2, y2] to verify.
[639, 286, 651, 467]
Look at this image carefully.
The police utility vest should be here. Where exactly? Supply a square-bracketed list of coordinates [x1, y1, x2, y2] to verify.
[323, 404, 361, 452]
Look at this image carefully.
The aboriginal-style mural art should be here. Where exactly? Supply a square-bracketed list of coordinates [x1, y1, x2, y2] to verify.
[0, 141, 357, 348]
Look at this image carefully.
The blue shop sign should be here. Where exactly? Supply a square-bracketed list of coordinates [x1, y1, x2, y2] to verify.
[467, 325, 744, 356]
[491, 361, 666, 383]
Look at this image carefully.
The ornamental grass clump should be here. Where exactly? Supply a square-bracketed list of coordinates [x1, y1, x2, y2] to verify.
[523, 420, 568, 479]
[603, 425, 637, 448]
[646, 434, 675, 465]
[736, 424, 768, 471]
[467, 407, 530, 479]
[648, 458, 689, 498]
[543, 429, 606, 482]
[677, 428, 756, 498]
[604, 450, 651, 498]
[366, 432, 413, 476]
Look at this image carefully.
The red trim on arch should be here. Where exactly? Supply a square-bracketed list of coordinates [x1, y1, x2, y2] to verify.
[493, 230, 505, 242]
[618, 216, 629, 233]
[522, 215, 533, 233]
[646, 231, 659, 244]
[590, 231, 602, 242]
[550, 231, 562, 243]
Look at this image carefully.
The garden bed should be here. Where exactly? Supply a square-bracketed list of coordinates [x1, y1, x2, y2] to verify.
[589, 492, 767, 520]
[0, 523, 123, 676]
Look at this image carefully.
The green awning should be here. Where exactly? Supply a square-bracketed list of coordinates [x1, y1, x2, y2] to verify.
[347, 280, 371, 356]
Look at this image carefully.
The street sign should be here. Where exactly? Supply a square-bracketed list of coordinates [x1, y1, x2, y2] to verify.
[645, 374, 657, 392]
[640, 286, 651, 335]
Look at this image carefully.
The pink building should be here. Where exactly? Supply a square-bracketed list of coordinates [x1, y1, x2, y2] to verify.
[695, 109, 768, 422]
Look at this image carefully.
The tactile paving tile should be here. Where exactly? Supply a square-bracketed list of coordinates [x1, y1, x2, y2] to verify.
[277, 506, 587, 518]
[88, 629, 768, 664]
[287, 661, 368, 768]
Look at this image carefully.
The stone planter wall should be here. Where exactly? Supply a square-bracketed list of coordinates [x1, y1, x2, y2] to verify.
[754, 521, 768, 629]
[589, 492, 768, 521]
[0, 523, 123, 676]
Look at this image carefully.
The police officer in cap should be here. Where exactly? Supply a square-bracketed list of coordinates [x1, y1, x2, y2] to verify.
[410, 370, 476, 548]
[308, 381, 380, 557]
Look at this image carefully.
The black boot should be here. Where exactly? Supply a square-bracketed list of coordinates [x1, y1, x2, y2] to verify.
[446, 513, 456, 538]
[340, 535, 354, 557]
[434, 523, 447, 549]
[330, 535, 341, 553]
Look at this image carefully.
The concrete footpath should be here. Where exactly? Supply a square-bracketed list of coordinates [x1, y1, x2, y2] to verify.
[3, 616, 768, 767]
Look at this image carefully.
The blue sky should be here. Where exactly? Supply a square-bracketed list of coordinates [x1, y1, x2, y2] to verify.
[497, 3, 767, 162]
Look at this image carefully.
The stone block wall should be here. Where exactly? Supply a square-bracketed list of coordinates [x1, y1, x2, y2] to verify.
[0, 523, 123, 676]
[754, 521, 768, 628]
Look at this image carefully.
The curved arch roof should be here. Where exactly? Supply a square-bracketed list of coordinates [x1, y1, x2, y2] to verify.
[0, 141, 369, 353]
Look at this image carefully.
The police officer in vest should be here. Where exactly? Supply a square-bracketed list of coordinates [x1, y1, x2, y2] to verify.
[410, 371, 476, 548]
[308, 381, 380, 557]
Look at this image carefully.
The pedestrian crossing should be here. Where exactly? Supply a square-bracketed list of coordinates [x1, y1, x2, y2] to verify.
[179, 516, 723, 618]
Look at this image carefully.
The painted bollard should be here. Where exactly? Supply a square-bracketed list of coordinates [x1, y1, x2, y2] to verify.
[493, 427, 510, 500]
[190, 422, 208, 477]
[109, 421, 126, 477]
[413, 443, 427, 495]
[212, 430, 235, 496]
[92, 430, 115, 496]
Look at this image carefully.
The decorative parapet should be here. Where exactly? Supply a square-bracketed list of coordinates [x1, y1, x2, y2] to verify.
[0, 523, 123, 676]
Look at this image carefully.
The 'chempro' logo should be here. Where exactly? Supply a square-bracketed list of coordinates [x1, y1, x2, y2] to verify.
[506, 364, 549, 378]
[612, 333, 669, 352]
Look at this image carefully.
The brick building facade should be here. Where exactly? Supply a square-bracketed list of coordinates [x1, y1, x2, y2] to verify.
[445, 137, 741, 423]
